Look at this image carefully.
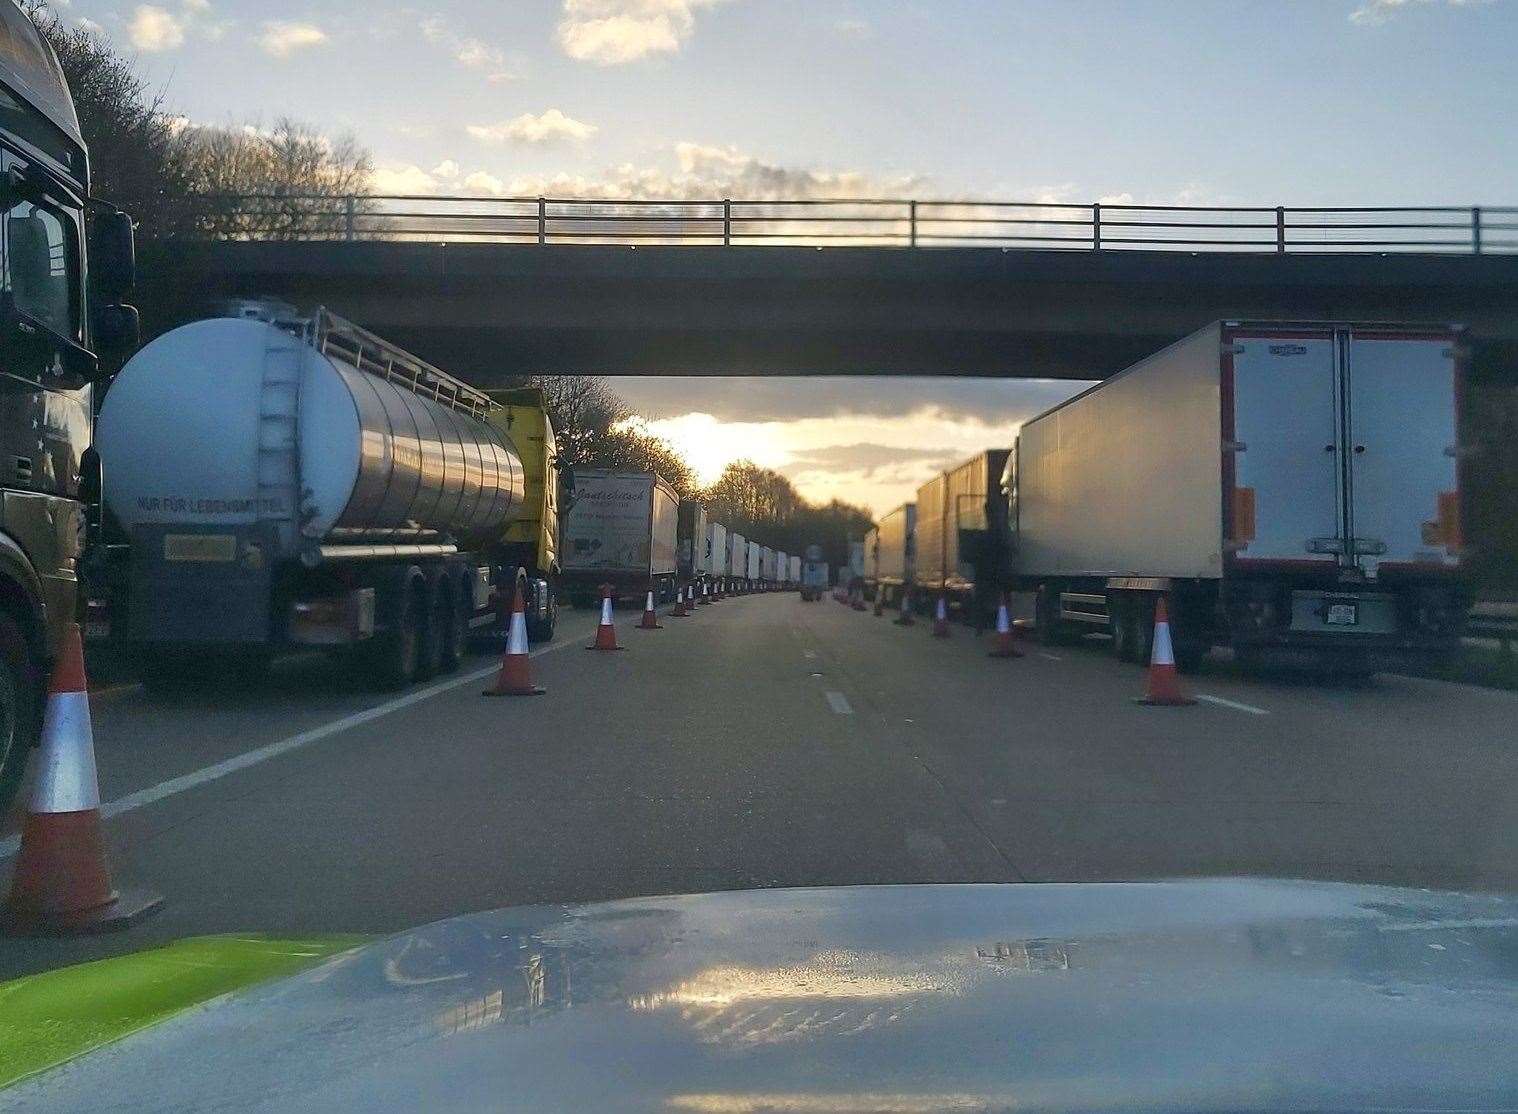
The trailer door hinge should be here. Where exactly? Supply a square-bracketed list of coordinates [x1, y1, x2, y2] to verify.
[1222, 440, 1247, 453]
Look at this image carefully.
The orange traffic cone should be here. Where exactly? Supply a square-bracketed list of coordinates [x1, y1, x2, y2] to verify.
[988, 594, 1023, 658]
[589, 586, 625, 651]
[3, 625, 162, 935]
[1137, 597, 1195, 706]
[932, 595, 951, 638]
[672, 585, 688, 617]
[699, 582, 712, 606]
[873, 592, 884, 617]
[895, 587, 916, 626]
[484, 583, 546, 696]
[638, 588, 663, 630]
[851, 588, 866, 612]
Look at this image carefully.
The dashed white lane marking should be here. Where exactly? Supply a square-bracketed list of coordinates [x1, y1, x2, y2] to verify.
[1037, 652, 1063, 662]
[825, 691, 854, 715]
[803, 649, 817, 660]
[1196, 693, 1270, 716]
[1, 637, 582, 860]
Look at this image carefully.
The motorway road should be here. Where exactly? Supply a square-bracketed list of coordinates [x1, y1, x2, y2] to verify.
[3, 592, 1516, 978]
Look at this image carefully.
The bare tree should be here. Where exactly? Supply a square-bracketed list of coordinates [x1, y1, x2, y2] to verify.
[176, 118, 374, 239]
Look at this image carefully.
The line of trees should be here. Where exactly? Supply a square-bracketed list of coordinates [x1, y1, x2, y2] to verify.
[532, 377, 873, 572]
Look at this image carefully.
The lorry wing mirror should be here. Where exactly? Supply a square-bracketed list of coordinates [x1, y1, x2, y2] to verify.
[92, 302, 140, 362]
[89, 208, 136, 303]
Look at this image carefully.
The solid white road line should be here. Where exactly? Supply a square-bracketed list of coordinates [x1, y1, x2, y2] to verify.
[1195, 693, 1270, 716]
[825, 691, 854, 715]
[1, 637, 581, 860]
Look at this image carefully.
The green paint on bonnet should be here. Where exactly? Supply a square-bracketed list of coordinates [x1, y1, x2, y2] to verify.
[0, 933, 370, 1091]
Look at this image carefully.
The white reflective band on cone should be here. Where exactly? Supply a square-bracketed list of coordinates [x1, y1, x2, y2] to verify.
[30, 691, 100, 813]
[507, 609, 529, 654]
[646, 592, 655, 609]
[1152, 620, 1175, 666]
[996, 607, 1010, 634]
[937, 599, 947, 619]
[601, 597, 613, 625]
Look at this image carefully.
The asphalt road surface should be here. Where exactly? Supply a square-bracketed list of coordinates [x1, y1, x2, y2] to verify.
[4, 591, 1516, 978]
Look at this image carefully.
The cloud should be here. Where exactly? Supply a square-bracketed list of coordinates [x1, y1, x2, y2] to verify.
[76, 16, 107, 34]
[489, 142, 927, 202]
[783, 442, 958, 479]
[369, 161, 517, 197]
[128, 5, 184, 50]
[1349, 0, 1489, 23]
[833, 17, 871, 38]
[466, 109, 599, 146]
[370, 163, 442, 194]
[420, 15, 515, 73]
[616, 377, 1087, 426]
[621, 390, 1084, 513]
[557, 0, 727, 65]
[258, 20, 326, 57]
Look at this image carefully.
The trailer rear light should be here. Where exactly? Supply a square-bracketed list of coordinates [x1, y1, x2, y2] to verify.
[1230, 486, 1256, 547]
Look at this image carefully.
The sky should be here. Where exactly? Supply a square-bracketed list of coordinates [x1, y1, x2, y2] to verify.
[46, 0, 1518, 512]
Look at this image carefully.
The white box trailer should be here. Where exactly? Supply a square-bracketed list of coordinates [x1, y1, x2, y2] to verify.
[746, 543, 763, 584]
[789, 554, 801, 584]
[1009, 321, 1467, 673]
[562, 470, 679, 605]
[678, 499, 708, 581]
[705, 522, 727, 585]
[775, 550, 789, 586]
[871, 503, 916, 605]
[728, 532, 747, 583]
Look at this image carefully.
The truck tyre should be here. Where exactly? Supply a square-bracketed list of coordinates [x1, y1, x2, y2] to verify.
[1110, 595, 1136, 662]
[369, 577, 422, 690]
[415, 576, 446, 682]
[1173, 639, 1208, 674]
[0, 614, 40, 822]
[525, 582, 557, 643]
[438, 572, 468, 674]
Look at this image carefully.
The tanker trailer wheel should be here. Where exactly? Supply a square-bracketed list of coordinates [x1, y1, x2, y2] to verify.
[368, 573, 423, 690]
[438, 572, 468, 674]
[0, 614, 40, 824]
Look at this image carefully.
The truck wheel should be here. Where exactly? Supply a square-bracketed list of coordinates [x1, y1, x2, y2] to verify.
[526, 583, 557, 643]
[370, 581, 422, 690]
[415, 578, 447, 682]
[0, 615, 40, 822]
[1110, 596, 1135, 661]
[435, 575, 467, 675]
[1173, 639, 1209, 674]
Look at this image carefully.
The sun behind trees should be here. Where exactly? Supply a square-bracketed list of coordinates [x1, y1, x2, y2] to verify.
[532, 377, 874, 569]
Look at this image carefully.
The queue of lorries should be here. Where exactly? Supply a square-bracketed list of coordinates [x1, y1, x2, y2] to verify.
[861, 321, 1468, 675]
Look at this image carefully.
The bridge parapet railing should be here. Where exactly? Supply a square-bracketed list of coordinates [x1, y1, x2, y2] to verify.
[166, 195, 1518, 253]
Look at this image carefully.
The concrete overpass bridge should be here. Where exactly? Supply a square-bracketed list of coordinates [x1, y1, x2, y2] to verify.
[135, 197, 1518, 381]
